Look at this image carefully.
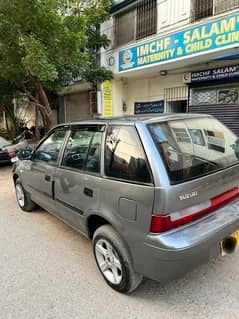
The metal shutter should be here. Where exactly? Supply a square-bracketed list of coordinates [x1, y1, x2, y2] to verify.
[65, 91, 91, 122]
[189, 104, 239, 136]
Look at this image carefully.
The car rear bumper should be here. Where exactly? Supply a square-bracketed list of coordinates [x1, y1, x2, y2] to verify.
[138, 198, 239, 283]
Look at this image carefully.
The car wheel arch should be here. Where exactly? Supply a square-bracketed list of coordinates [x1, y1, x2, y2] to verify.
[86, 214, 134, 263]
[13, 173, 19, 185]
[86, 214, 111, 239]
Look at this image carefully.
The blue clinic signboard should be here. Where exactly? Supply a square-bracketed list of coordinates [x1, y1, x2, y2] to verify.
[134, 100, 164, 114]
[119, 13, 239, 72]
[191, 64, 239, 82]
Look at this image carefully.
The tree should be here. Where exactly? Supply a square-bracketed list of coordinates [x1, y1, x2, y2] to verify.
[0, 0, 112, 131]
[0, 80, 25, 139]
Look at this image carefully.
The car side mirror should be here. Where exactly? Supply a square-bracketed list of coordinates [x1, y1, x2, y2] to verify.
[18, 149, 32, 161]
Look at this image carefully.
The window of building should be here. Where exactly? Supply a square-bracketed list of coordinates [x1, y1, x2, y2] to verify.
[191, 0, 213, 21]
[114, 0, 157, 47]
[164, 86, 188, 113]
[191, 0, 239, 21]
[214, 0, 239, 14]
[105, 126, 151, 183]
[136, 0, 157, 40]
[114, 8, 135, 47]
[34, 130, 66, 165]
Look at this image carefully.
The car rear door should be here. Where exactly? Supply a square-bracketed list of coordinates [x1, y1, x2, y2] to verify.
[54, 125, 105, 232]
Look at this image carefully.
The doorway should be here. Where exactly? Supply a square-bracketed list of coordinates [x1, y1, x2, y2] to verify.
[164, 86, 188, 113]
[167, 100, 188, 113]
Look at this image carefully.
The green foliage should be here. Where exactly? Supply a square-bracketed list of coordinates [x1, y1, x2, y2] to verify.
[0, 0, 113, 90]
[0, 80, 26, 138]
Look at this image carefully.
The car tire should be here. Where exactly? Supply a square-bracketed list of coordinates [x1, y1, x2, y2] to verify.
[93, 225, 142, 293]
[15, 178, 36, 212]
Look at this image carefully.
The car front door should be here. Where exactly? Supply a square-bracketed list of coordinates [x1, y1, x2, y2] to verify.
[24, 128, 68, 212]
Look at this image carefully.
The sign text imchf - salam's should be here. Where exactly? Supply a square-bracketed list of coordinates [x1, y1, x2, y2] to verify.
[137, 17, 237, 64]
[191, 65, 239, 82]
[137, 38, 175, 65]
[119, 13, 239, 71]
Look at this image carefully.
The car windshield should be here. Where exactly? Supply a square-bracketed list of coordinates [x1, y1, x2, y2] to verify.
[148, 117, 239, 184]
[0, 136, 10, 148]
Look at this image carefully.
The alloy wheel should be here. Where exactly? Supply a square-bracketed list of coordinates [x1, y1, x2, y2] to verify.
[16, 184, 25, 207]
[95, 239, 123, 285]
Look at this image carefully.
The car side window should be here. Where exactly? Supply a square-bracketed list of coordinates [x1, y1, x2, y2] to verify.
[85, 132, 102, 173]
[34, 130, 66, 165]
[62, 130, 93, 170]
[105, 126, 151, 183]
[62, 129, 103, 173]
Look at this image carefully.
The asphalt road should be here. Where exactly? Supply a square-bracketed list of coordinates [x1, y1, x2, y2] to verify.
[1, 166, 239, 319]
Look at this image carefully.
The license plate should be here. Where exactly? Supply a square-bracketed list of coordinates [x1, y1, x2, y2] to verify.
[220, 230, 239, 256]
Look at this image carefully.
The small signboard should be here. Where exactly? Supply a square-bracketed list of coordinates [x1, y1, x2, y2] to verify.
[191, 65, 239, 83]
[134, 100, 164, 114]
[101, 81, 113, 117]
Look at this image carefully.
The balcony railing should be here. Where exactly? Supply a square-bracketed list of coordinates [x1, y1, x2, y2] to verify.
[191, 0, 239, 22]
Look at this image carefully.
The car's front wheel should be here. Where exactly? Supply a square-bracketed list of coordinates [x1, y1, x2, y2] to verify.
[15, 178, 36, 212]
[93, 225, 142, 293]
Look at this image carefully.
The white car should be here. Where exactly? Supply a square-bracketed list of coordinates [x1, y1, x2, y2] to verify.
[0, 136, 29, 165]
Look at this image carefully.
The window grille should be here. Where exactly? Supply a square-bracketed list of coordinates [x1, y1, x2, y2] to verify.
[114, 8, 136, 47]
[191, 0, 213, 22]
[214, 0, 239, 14]
[191, 0, 239, 21]
[114, 0, 157, 47]
[164, 86, 188, 102]
[136, 0, 157, 40]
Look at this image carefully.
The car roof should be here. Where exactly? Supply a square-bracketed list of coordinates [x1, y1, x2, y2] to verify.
[54, 113, 212, 129]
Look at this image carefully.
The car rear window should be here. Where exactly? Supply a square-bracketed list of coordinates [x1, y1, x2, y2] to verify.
[148, 117, 239, 184]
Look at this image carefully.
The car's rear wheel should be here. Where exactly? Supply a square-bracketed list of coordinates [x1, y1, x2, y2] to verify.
[15, 178, 36, 212]
[93, 225, 142, 293]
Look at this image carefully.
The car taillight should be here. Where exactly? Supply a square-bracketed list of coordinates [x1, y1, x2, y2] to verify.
[8, 151, 16, 158]
[150, 187, 239, 233]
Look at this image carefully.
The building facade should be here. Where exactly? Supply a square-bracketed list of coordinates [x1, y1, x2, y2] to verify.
[100, 0, 239, 135]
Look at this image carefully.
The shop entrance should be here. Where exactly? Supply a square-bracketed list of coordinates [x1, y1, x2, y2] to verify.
[164, 86, 188, 113]
[167, 100, 187, 113]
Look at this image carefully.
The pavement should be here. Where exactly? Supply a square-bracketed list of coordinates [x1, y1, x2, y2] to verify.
[1, 165, 239, 319]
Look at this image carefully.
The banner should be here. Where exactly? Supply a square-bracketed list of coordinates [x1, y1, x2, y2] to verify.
[119, 13, 239, 72]
[134, 100, 164, 114]
[190, 64, 239, 82]
[101, 81, 113, 117]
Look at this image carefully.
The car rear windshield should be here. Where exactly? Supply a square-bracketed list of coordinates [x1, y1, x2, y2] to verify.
[148, 117, 239, 184]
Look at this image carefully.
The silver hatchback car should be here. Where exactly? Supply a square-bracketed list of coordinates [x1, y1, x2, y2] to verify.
[12, 114, 239, 293]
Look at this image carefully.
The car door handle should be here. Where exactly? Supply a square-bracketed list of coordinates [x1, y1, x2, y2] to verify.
[45, 175, 51, 182]
[84, 187, 93, 197]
